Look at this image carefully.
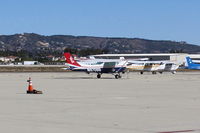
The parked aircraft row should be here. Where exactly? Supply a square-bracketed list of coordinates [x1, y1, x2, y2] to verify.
[63, 53, 181, 79]
[126, 60, 179, 74]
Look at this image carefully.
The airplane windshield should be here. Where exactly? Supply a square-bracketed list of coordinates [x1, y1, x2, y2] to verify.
[96, 62, 103, 65]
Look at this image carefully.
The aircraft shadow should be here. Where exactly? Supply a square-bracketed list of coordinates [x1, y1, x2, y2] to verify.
[54, 77, 117, 79]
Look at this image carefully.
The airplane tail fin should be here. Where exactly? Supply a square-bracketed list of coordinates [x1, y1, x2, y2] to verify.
[64, 53, 81, 67]
[185, 56, 193, 67]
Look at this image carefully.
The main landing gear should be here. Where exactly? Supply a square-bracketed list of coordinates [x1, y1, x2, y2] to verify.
[172, 71, 176, 74]
[96, 73, 122, 79]
[97, 74, 101, 78]
[115, 74, 122, 79]
[152, 71, 157, 74]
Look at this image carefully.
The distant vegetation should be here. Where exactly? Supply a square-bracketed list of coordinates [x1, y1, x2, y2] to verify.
[169, 49, 185, 53]
[0, 48, 108, 62]
[64, 48, 109, 56]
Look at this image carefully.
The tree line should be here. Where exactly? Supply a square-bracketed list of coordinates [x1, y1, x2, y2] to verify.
[0, 48, 109, 62]
[63, 48, 109, 56]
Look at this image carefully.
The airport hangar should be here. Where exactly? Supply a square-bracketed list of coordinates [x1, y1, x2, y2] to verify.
[91, 53, 200, 65]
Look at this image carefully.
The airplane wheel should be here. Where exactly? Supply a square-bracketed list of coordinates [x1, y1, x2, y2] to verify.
[140, 72, 143, 74]
[152, 71, 157, 74]
[86, 72, 90, 74]
[115, 75, 119, 79]
[159, 72, 163, 74]
[97, 74, 101, 78]
[172, 71, 176, 74]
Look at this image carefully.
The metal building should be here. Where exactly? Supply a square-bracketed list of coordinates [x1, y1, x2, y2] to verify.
[91, 53, 189, 65]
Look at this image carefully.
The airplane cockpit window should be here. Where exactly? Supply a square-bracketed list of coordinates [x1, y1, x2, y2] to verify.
[166, 63, 173, 66]
[96, 62, 103, 65]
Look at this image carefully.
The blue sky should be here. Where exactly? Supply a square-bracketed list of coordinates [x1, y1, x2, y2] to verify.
[0, 0, 200, 45]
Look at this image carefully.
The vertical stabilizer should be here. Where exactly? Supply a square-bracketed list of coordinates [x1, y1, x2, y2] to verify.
[185, 56, 193, 67]
[64, 53, 81, 67]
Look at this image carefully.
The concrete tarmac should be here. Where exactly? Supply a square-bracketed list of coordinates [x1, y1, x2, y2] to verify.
[0, 72, 200, 133]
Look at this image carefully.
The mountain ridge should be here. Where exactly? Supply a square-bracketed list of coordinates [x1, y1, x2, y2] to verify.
[0, 33, 200, 55]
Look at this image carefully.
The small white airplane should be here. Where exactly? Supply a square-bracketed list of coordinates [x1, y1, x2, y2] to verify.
[157, 62, 179, 74]
[127, 61, 179, 74]
[63, 53, 127, 79]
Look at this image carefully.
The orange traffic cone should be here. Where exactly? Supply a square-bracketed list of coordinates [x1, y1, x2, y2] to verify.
[27, 77, 33, 92]
[27, 77, 43, 94]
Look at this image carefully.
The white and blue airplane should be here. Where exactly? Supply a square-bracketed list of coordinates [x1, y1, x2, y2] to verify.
[185, 56, 200, 70]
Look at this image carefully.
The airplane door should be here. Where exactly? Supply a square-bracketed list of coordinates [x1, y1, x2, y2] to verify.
[165, 64, 173, 70]
[144, 63, 152, 71]
[103, 62, 116, 68]
[102, 62, 116, 73]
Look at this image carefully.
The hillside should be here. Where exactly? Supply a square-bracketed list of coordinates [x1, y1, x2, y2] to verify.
[0, 33, 200, 56]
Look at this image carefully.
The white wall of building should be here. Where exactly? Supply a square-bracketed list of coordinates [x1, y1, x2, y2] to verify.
[23, 61, 38, 65]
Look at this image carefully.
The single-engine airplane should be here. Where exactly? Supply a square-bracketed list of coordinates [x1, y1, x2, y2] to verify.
[64, 53, 127, 79]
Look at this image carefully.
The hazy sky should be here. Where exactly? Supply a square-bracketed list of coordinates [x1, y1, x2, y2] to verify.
[0, 0, 200, 45]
